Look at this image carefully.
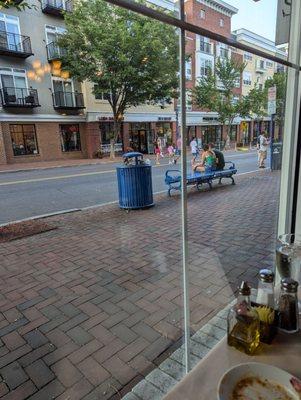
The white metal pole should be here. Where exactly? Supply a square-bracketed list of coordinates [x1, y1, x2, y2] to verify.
[179, 0, 191, 373]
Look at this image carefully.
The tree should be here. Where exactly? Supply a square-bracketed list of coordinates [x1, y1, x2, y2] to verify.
[192, 57, 248, 145]
[245, 84, 267, 139]
[0, 0, 33, 10]
[59, 0, 178, 158]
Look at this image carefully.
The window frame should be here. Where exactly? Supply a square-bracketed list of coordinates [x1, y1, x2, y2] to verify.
[60, 124, 82, 152]
[9, 124, 39, 157]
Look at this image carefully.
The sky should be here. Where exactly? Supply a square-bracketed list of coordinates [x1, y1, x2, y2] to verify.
[225, 0, 277, 42]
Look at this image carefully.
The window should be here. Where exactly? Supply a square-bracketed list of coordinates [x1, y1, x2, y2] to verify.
[0, 13, 22, 52]
[45, 25, 66, 45]
[10, 124, 38, 156]
[243, 71, 252, 85]
[0, 67, 29, 103]
[200, 59, 212, 76]
[93, 85, 111, 100]
[60, 124, 81, 152]
[186, 58, 192, 80]
[200, 9, 205, 19]
[244, 52, 252, 61]
[200, 36, 211, 54]
[219, 18, 224, 27]
[266, 61, 274, 68]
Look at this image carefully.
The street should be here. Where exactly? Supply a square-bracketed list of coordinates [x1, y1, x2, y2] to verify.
[0, 151, 263, 224]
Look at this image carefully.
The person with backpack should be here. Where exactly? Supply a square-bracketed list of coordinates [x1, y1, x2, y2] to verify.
[209, 143, 225, 170]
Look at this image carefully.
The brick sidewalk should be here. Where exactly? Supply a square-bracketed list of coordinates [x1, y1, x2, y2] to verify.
[0, 171, 279, 399]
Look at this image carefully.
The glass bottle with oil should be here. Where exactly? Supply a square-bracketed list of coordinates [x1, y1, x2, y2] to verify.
[227, 281, 260, 355]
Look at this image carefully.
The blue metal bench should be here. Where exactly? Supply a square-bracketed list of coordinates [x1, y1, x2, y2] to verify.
[165, 161, 237, 197]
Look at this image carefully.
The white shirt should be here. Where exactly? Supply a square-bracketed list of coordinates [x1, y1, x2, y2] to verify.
[190, 140, 198, 153]
[259, 135, 268, 152]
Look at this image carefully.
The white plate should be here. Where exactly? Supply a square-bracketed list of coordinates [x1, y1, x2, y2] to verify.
[217, 362, 300, 400]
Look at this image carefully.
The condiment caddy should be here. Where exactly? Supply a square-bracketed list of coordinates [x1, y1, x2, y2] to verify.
[227, 269, 299, 355]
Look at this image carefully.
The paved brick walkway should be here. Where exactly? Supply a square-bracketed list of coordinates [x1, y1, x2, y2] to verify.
[0, 170, 279, 399]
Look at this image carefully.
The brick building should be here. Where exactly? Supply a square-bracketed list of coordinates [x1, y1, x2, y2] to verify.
[184, 0, 240, 145]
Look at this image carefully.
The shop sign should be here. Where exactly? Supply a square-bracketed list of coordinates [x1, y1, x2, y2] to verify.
[98, 116, 114, 121]
[158, 117, 172, 121]
[241, 121, 248, 131]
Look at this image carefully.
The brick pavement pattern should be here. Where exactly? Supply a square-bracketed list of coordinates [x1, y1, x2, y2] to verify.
[0, 171, 279, 399]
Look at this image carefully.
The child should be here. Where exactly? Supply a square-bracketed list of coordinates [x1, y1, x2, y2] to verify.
[154, 143, 161, 165]
[167, 143, 175, 165]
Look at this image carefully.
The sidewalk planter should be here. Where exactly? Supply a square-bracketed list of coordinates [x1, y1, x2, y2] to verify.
[116, 152, 154, 209]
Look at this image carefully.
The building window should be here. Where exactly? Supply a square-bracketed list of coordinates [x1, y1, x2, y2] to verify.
[200, 59, 212, 76]
[10, 124, 39, 156]
[186, 58, 192, 80]
[266, 61, 274, 68]
[244, 52, 252, 61]
[219, 18, 224, 27]
[60, 124, 81, 152]
[200, 9, 205, 19]
[93, 85, 111, 101]
[243, 72, 252, 85]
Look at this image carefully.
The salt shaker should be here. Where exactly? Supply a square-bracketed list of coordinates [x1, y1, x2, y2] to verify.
[256, 269, 275, 308]
[278, 278, 299, 334]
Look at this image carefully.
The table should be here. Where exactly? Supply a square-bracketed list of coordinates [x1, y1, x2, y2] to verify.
[163, 330, 301, 399]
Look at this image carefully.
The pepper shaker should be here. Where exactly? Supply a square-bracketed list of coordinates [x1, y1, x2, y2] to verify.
[278, 278, 299, 334]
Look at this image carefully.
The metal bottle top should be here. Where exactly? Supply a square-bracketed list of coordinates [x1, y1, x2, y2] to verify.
[238, 281, 251, 296]
[281, 278, 299, 293]
[259, 269, 275, 283]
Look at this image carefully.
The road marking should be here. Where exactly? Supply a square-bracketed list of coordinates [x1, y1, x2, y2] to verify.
[0, 156, 259, 187]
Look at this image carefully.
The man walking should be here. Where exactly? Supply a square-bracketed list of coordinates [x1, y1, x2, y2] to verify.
[257, 131, 269, 168]
[190, 137, 198, 162]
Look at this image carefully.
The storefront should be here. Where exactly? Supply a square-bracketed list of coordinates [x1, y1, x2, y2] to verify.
[128, 122, 154, 154]
[98, 118, 123, 154]
[202, 125, 222, 146]
[155, 120, 173, 148]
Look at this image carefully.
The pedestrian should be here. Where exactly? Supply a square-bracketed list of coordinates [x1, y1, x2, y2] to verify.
[154, 142, 161, 165]
[157, 138, 164, 158]
[167, 143, 175, 164]
[190, 137, 198, 162]
[209, 143, 225, 170]
[174, 137, 182, 164]
[257, 131, 269, 168]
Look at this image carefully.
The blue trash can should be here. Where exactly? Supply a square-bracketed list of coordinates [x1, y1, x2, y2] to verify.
[116, 152, 154, 209]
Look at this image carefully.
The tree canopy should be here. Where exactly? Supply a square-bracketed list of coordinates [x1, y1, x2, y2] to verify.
[192, 57, 249, 136]
[59, 0, 178, 154]
[0, 0, 32, 10]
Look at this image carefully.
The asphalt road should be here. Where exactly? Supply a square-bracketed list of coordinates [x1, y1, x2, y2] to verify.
[0, 151, 264, 224]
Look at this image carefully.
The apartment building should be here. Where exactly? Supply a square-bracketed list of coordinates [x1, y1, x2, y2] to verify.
[184, 0, 240, 145]
[0, 0, 90, 165]
[232, 28, 287, 144]
[0, 0, 176, 164]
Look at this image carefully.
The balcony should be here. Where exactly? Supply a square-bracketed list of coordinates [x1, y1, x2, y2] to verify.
[256, 60, 266, 73]
[46, 42, 67, 61]
[0, 31, 33, 58]
[42, 0, 72, 17]
[52, 91, 85, 109]
[0, 87, 40, 108]
[200, 42, 211, 54]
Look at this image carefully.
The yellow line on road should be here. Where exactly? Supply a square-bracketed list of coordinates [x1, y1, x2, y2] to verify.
[0, 163, 170, 186]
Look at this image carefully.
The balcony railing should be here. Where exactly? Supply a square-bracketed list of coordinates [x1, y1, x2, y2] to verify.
[0, 87, 40, 108]
[46, 42, 67, 61]
[42, 0, 72, 16]
[0, 30, 33, 58]
[52, 91, 85, 109]
[200, 42, 211, 54]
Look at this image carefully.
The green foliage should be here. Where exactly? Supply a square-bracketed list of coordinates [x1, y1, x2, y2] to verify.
[192, 57, 248, 132]
[59, 0, 178, 142]
[246, 85, 267, 120]
[0, 0, 34, 10]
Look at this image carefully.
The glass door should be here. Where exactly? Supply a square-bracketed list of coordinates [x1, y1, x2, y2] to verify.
[53, 79, 74, 107]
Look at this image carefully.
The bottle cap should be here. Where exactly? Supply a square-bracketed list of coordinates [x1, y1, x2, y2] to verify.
[259, 269, 275, 283]
[281, 278, 299, 293]
[238, 281, 251, 296]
